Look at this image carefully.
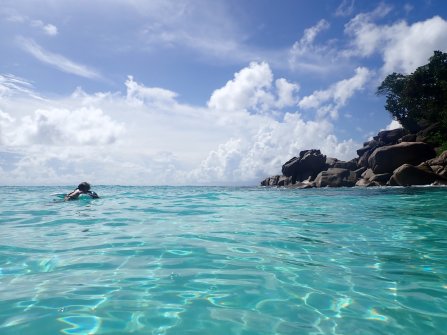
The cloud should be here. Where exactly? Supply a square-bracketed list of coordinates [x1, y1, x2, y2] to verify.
[31, 20, 58, 36]
[208, 62, 274, 114]
[335, 0, 356, 17]
[298, 67, 371, 119]
[137, 0, 246, 59]
[0, 62, 362, 186]
[0, 73, 43, 100]
[275, 78, 300, 108]
[385, 119, 402, 130]
[2, 9, 58, 36]
[404, 4, 414, 14]
[289, 19, 332, 71]
[343, 3, 393, 57]
[5, 107, 124, 146]
[345, 5, 447, 74]
[288, 4, 447, 76]
[208, 62, 299, 115]
[125, 76, 178, 107]
[189, 114, 358, 185]
[17, 37, 102, 79]
[381, 16, 447, 74]
[0, 110, 15, 145]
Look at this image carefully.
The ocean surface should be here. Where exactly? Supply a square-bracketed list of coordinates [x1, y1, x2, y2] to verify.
[1, 186, 447, 335]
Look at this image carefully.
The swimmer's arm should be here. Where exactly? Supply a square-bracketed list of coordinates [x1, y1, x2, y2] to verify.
[64, 189, 81, 201]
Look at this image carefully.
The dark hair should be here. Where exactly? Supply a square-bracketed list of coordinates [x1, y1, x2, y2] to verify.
[77, 182, 91, 192]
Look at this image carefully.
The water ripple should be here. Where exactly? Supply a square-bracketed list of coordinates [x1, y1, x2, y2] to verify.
[0, 186, 447, 334]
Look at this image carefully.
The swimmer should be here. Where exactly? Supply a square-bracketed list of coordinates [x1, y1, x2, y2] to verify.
[65, 182, 99, 201]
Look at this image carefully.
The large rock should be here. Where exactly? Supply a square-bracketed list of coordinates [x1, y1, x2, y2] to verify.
[357, 151, 370, 168]
[281, 157, 300, 177]
[261, 175, 280, 186]
[261, 175, 292, 187]
[370, 173, 392, 184]
[427, 150, 447, 165]
[391, 164, 438, 186]
[359, 168, 391, 185]
[281, 149, 326, 183]
[374, 128, 405, 145]
[361, 168, 375, 180]
[299, 150, 327, 175]
[277, 176, 292, 186]
[416, 122, 440, 143]
[333, 159, 358, 170]
[368, 142, 436, 174]
[399, 134, 417, 143]
[354, 167, 367, 178]
[357, 139, 380, 157]
[326, 157, 339, 168]
[290, 180, 315, 189]
[314, 168, 357, 187]
[426, 150, 447, 178]
[355, 179, 379, 187]
[426, 150, 447, 169]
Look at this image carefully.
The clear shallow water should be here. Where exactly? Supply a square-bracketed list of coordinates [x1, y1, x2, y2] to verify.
[1, 186, 447, 335]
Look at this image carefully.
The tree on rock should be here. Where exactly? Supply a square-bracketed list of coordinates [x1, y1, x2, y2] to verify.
[377, 51, 447, 140]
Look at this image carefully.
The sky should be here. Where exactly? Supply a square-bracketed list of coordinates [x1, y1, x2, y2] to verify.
[1, 0, 447, 186]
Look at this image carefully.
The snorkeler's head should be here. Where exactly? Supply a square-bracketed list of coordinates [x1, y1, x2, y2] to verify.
[77, 182, 91, 192]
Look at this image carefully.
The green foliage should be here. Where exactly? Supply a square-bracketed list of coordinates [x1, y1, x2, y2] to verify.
[377, 51, 447, 138]
[436, 141, 447, 156]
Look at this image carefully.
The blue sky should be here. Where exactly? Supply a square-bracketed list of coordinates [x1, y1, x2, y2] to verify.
[1, 0, 447, 185]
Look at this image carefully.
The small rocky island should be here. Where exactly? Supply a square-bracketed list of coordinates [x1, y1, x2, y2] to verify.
[261, 126, 447, 188]
[262, 51, 447, 188]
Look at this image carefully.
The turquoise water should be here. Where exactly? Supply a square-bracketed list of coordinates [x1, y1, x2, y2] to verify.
[1, 186, 447, 335]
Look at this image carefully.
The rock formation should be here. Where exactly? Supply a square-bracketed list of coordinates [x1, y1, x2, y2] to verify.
[281, 149, 327, 183]
[314, 168, 357, 187]
[261, 125, 447, 188]
[368, 142, 435, 174]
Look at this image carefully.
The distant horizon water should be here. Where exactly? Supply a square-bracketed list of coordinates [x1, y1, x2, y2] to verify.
[1, 186, 447, 334]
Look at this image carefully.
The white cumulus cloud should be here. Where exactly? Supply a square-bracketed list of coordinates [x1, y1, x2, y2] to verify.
[385, 119, 402, 130]
[345, 6, 447, 74]
[298, 67, 371, 119]
[381, 16, 447, 74]
[0, 62, 363, 186]
[189, 113, 358, 185]
[208, 62, 299, 116]
[4, 107, 124, 146]
[125, 75, 177, 107]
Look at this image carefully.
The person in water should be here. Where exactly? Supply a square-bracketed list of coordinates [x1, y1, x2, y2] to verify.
[65, 182, 99, 200]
